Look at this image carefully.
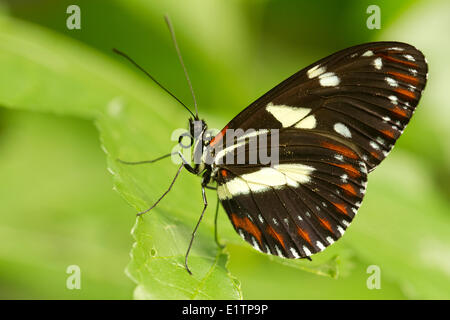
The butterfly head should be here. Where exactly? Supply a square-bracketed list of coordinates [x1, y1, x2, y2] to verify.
[177, 118, 210, 173]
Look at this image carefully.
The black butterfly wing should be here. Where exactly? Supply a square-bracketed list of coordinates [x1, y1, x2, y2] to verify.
[211, 41, 427, 258]
[216, 130, 368, 257]
[212, 41, 428, 171]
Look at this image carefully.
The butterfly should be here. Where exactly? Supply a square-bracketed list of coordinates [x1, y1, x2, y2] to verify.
[115, 17, 428, 274]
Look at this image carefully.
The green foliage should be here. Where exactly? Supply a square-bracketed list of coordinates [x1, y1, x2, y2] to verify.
[0, 0, 449, 299]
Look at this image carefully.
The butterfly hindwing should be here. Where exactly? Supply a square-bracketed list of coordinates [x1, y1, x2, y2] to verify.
[216, 131, 368, 258]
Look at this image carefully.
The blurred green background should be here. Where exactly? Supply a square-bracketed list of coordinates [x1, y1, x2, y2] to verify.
[0, 0, 449, 299]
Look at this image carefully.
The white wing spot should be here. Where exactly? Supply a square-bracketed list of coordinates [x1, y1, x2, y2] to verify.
[340, 174, 349, 183]
[389, 95, 398, 105]
[404, 54, 415, 61]
[275, 245, 284, 257]
[376, 137, 385, 145]
[342, 220, 350, 227]
[274, 163, 316, 185]
[307, 65, 326, 79]
[290, 247, 300, 258]
[319, 72, 340, 87]
[297, 215, 303, 221]
[370, 141, 380, 150]
[372, 57, 383, 70]
[334, 154, 344, 162]
[252, 237, 262, 252]
[258, 214, 264, 224]
[295, 115, 316, 129]
[316, 241, 326, 251]
[266, 103, 312, 128]
[337, 226, 345, 235]
[389, 47, 404, 51]
[273, 218, 279, 226]
[238, 230, 246, 241]
[333, 122, 352, 138]
[303, 246, 312, 256]
[326, 237, 334, 244]
[386, 77, 398, 87]
[362, 50, 374, 57]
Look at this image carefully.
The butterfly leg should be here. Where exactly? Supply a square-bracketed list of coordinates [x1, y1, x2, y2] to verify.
[214, 193, 225, 249]
[136, 164, 183, 217]
[184, 181, 208, 275]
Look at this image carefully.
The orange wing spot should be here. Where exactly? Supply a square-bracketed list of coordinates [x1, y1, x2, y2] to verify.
[321, 142, 358, 159]
[330, 163, 360, 178]
[210, 125, 228, 147]
[387, 71, 419, 85]
[371, 150, 381, 159]
[381, 129, 396, 139]
[297, 227, 312, 245]
[231, 214, 262, 244]
[267, 225, 286, 249]
[340, 183, 357, 196]
[220, 169, 228, 178]
[333, 202, 348, 216]
[318, 218, 333, 233]
[396, 88, 416, 99]
[392, 106, 408, 117]
[379, 53, 418, 67]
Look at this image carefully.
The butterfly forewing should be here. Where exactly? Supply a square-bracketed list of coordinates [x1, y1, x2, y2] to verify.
[220, 42, 427, 171]
[211, 41, 427, 259]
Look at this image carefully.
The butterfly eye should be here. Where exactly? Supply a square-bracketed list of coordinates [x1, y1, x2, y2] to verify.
[178, 132, 193, 148]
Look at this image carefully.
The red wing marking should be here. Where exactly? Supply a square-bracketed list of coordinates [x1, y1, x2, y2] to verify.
[297, 227, 312, 245]
[371, 150, 381, 159]
[333, 202, 348, 216]
[340, 183, 357, 196]
[381, 129, 396, 139]
[231, 214, 262, 244]
[220, 169, 228, 178]
[378, 53, 418, 67]
[210, 125, 228, 147]
[396, 88, 416, 99]
[267, 225, 286, 249]
[330, 163, 361, 178]
[387, 71, 419, 85]
[318, 217, 333, 233]
[392, 106, 408, 117]
[321, 142, 358, 159]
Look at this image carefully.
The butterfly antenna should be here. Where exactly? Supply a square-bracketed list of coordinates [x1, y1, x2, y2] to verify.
[164, 15, 199, 120]
[112, 48, 196, 119]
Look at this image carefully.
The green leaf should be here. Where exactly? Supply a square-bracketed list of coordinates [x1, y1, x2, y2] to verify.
[0, 8, 342, 299]
[0, 13, 243, 299]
